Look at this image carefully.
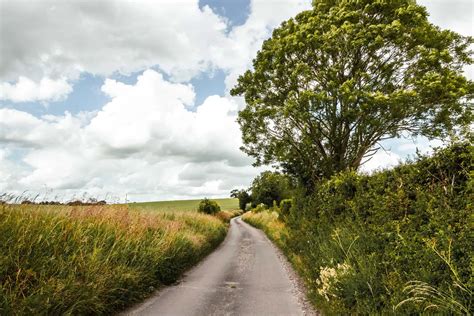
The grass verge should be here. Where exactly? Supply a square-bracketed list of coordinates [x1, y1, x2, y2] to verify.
[216, 209, 244, 223]
[242, 211, 287, 248]
[0, 204, 228, 315]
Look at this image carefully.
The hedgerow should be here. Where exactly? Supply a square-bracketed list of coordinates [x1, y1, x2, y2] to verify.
[244, 142, 473, 314]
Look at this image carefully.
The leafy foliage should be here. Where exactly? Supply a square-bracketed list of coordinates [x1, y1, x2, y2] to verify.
[250, 171, 292, 207]
[252, 203, 268, 214]
[230, 189, 252, 211]
[197, 198, 221, 215]
[244, 143, 473, 314]
[231, 0, 473, 186]
[279, 198, 293, 218]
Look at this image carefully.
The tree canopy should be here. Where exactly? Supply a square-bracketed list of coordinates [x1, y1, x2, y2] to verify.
[230, 189, 252, 210]
[250, 171, 292, 207]
[231, 0, 473, 187]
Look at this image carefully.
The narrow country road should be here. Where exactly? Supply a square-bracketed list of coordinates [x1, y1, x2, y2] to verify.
[123, 217, 313, 316]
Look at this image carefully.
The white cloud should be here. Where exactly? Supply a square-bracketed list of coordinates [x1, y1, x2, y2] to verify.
[216, 0, 312, 91]
[0, 69, 258, 201]
[360, 150, 402, 174]
[0, 149, 26, 193]
[0, 0, 228, 84]
[0, 0, 312, 103]
[1, 0, 307, 199]
[86, 70, 245, 165]
[0, 0, 472, 199]
[0, 108, 84, 146]
[419, 0, 473, 37]
[361, 136, 446, 174]
[0, 76, 72, 103]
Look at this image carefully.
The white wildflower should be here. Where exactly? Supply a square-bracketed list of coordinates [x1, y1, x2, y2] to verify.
[317, 262, 352, 301]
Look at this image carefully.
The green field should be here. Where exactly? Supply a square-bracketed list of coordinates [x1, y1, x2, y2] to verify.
[129, 198, 239, 212]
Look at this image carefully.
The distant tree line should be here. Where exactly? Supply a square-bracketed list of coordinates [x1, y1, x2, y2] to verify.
[0, 197, 107, 206]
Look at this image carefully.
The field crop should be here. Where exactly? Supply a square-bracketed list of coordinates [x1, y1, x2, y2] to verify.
[129, 198, 239, 212]
[0, 203, 228, 315]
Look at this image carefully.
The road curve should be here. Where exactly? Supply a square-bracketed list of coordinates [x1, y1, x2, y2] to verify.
[123, 216, 310, 316]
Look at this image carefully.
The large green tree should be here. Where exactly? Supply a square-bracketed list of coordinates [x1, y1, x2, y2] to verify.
[231, 0, 473, 187]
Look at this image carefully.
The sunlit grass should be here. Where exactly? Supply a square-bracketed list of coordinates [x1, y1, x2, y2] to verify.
[242, 210, 287, 244]
[0, 203, 228, 315]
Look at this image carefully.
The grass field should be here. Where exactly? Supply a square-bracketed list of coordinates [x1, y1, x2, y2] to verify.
[0, 201, 235, 315]
[129, 198, 239, 212]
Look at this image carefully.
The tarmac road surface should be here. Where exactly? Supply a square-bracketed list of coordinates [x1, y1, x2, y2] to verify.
[124, 216, 312, 316]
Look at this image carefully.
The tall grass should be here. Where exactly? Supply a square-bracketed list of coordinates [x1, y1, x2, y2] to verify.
[0, 204, 227, 315]
[216, 209, 244, 223]
[241, 211, 287, 248]
[395, 239, 473, 314]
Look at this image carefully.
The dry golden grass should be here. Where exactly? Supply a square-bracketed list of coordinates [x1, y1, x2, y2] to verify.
[0, 203, 227, 315]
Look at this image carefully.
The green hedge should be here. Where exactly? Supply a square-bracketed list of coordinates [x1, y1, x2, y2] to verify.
[289, 142, 473, 314]
[247, 143, 473, 314]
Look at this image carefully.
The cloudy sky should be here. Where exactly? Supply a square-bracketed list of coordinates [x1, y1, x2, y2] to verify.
[0, 0, 472, 202]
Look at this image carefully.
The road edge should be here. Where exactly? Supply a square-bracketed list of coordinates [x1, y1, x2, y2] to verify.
[119, 217, 237, 315]
[241, 215, 320, 316]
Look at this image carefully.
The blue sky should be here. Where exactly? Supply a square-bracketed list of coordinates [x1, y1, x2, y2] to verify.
[0, 0, 472, 202]
[200, 0, 251, 27]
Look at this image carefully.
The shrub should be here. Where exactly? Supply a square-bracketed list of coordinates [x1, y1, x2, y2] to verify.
[230, 189, 252, 211]
[279, 198, 293, 218]
[197, 198, 221, 215]
[252, 203, 267, 213]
